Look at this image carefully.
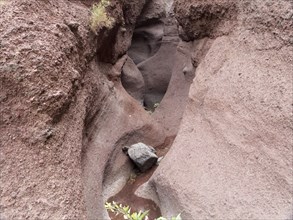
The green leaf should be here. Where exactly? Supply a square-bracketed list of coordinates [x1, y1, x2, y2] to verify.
[131, 212, 138, 220]
[172, 213, 182, 220]
[123, 206, 130, 213]
[139, 210, 149, 220]
[104, 201, 179, 220]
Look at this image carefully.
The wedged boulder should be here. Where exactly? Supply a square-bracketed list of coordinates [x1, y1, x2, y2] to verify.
[121, 56, 145, 103]
[124, 143, 158, 172]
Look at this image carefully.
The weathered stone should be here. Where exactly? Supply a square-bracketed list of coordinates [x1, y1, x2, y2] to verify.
[121, 56, 145, 103]
[126, 143, 158, 172]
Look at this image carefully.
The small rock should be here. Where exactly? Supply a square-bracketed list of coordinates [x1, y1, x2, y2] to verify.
[125, 143, 158, 172]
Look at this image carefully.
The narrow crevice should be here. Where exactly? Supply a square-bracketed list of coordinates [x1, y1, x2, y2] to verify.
[122, 8, 179, 113]
[88, 0, 212, 219]
[101, 2, 192, 218]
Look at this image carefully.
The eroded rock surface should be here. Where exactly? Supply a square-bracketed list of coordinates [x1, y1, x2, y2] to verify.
[0, 0, 163, 219]
[1, 0, 292, 219]
[150, 0, 293, 219]
[126, 1, 179, 109]
[174, 0, 238, 40]
[137, 20, 179, 109]
[121, 56, 145, 103]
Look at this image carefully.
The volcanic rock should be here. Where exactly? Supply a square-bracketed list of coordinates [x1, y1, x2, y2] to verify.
[125, 143, 158, 172]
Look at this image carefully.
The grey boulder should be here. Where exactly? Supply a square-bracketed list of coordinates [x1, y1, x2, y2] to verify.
[126, 143, 158, 172]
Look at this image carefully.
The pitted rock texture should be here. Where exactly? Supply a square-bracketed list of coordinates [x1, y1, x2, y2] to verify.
[0, 1, 94, 219]
[174, 0, 238, 40]
[151, 0, 293, 219]
[94, 0, 148, 63]
[0, 0, 158, 219]
[2, 0, 292, 219]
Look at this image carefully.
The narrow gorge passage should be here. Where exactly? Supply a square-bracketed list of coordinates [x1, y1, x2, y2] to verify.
[102, 3, 198, 218]
[1, 0, 292, 219]
[103, 10, 179, 219]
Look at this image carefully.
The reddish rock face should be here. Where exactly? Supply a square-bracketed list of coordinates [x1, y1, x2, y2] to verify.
[0, 1, 94, 218]
[174, 0, 238, 40]
[95, 0, 148, 63]
[1, 0, 292, 219]
[0, 0, 164, 219]
[150, 0, 293, 219]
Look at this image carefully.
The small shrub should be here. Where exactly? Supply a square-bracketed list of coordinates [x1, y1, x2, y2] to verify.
[105, 201, 182, 220]
[90, 0, 114, 33]
[0, 0, 6, 6]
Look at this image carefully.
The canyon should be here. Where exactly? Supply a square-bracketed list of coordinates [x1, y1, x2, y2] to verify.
[0, 0, 292, 219]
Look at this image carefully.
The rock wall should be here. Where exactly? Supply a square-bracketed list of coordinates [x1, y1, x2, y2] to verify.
[1, 0, 292, 219]
[151, 0, 293, 218]
[127, 0, 180, 109]
[0, 0, 161, 219]
[0, 1, 93, 218]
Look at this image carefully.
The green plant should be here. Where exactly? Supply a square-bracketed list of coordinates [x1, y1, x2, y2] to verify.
[156, 215, 182, 220]
[0, 0, 6, 6]
[105, 201, 182, 220]
[153, 103, 160, 109]
[90, 0, 114, 33]
[105, 201, 149, 220]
